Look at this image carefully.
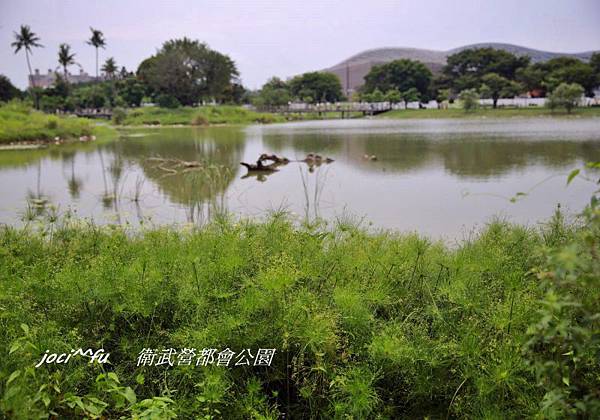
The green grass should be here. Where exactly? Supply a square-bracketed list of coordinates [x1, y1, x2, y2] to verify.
[2, 204, 598, 418]
[379, 106, 600, 119]
[120, 105, 285, 126]
[120, 106, 363, 126]
[0, 101, 98, 144]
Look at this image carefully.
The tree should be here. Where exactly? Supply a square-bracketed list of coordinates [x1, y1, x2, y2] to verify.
[87, 27, 106, 80]
[363, 59, 432, 99]
[288, 72, 343, 103]
[480, 73, 522, 108]
[591, 52, 600, 76]
[443, 48, 529, 93]
[592, 53, 600, 94]
[58, 43, 76, 80]
[137, 38, 239, 105]
[545, 59, 596, 97]
[400, 87, 420, 108]
[101, 57, 118, 80]
[435, 88, 452, 104]
[515, 65, 547, 95]
[115, 77, 145, 107]
[459, 88, 479, 112]
[0, 75, 21, 102]
[256, 77, 291, 107]
[517, 57, 598, 97]
[11, 25, 43, 107]
[384, 89, 401, 104]
[547, 82, 584, 113]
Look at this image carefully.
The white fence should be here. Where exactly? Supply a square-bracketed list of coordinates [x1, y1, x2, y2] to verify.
[248, 96, 600, 113]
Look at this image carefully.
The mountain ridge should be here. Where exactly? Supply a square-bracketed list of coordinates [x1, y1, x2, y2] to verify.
[324, 42, 599, 93]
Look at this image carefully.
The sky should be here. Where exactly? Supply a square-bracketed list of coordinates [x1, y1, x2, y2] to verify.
[1, 0, 599, 89]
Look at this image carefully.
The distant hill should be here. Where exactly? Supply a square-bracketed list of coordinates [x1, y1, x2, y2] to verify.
[324, 43, 599, 95]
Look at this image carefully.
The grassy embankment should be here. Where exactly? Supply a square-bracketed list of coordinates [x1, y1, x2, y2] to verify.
[1, 198, 599, 418]
[0, 102, 113, 146]
[379, 106, 600, 119]
[118, 105, 363, 126]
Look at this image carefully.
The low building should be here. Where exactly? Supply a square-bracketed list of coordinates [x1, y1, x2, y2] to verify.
[29, 68, 97, 89]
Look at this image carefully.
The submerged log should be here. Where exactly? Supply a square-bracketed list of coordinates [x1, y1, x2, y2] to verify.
[240, 161, 279, 172]
[302, 153, 334, 163]
[259, 153, 290, 164]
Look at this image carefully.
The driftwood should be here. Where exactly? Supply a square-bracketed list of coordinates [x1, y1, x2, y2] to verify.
[240, 152, 290, 173]
[302, 153, 334, 164]
[147, 157, 204, 178]
[240, 161, 279, 172]
[259, 153, 290, 164]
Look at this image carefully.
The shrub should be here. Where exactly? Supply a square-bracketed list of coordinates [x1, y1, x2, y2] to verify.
[523, 178, 600, 418]
[45, 116, 59, 129]
[547, 83, 584, 113]
[111, 107, 126, 125]
[156, 94, 181, 109]
[459, 88, 480, 112]
[191, 113, 209, 126]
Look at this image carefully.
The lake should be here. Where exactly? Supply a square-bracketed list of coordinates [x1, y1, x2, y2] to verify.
[1, 118, 599, 239]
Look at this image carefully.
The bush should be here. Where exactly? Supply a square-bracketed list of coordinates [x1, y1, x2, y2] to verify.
[156, 94, 181, 109]
[547, 83, 584, 113]
[191, 113, 209, 126]
[111, 107, 127, 125]
[523, 176, 600, 418]
[45, 116, 59, 129]
[459, 88, 480, 112]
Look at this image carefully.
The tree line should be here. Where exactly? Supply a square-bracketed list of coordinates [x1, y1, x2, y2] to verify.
[2, 25, 242, 111]
[253, 47, 600, 110]
[3, 24, 600, 112]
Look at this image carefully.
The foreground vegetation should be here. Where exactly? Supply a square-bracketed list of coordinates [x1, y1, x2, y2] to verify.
[0, 102, 99, 144]
[1, 192, 599, 418]
[380, 106, 600, 119]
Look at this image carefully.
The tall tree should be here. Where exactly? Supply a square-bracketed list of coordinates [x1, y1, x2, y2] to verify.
[516, 57, 598, 97]
[288, 72, 343, 103]
[137, 38, 239, 105]
[58, 43, 76, 80]
[0, 74, 22, 101]
[443, 48, 529, 93]
[11, 25, 43, 106]
[363, 59, 432, 99]
[101, 57, 118, 80]
[480, 73, 522, 108]
[87, 27, 106, 80]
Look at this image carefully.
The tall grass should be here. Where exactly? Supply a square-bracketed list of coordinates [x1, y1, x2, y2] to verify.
[119, 105, 360, 126]
[120, 105, 284, 126]
[0, 101, 95, 144]
[2, 204, 597, 418]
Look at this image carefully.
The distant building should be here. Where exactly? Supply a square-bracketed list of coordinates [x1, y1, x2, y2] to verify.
[29, 68, 97, 89]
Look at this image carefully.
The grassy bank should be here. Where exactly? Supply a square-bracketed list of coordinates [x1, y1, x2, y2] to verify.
[119, 105, 363, 126]
[0, 102, 98, 144]
[379, 106, 600, 119]
[2, 203, 599, 418]
[119, 105, 284, 126]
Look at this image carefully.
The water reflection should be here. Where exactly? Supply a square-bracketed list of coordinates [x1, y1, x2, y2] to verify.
[1, 118, 600, 237]
[263, 123, 600, 179]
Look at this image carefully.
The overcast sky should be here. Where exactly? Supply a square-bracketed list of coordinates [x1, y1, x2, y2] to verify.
[1, 0, 599, 89]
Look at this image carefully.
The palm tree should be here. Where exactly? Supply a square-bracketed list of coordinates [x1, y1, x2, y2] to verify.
[86, 27, 106, 80]
[11, 25, 43, 106]
[58, 43, 76, 80]
[101, 57, 117, 80]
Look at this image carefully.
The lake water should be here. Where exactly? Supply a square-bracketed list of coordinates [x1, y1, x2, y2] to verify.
[1, 118, 600, 239]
